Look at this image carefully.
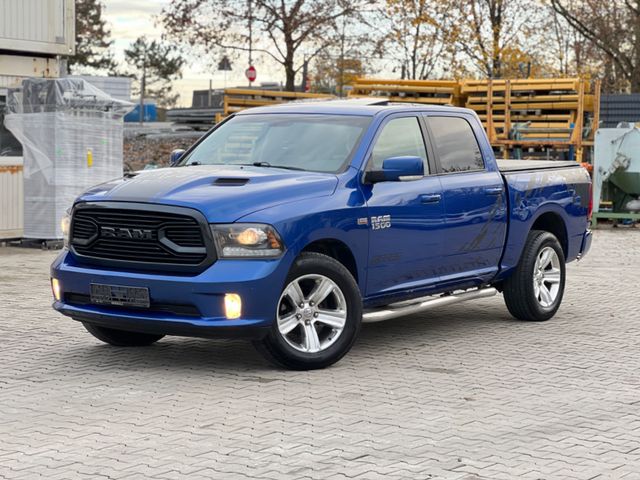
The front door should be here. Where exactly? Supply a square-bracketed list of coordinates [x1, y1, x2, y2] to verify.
[425, 114, 508, 283]
[362, 115, 445, 297]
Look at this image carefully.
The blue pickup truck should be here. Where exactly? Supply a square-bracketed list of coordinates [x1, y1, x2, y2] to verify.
[51, 100, 592, 369]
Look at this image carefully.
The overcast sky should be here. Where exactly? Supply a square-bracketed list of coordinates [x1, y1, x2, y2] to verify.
[102, 0, 269, 106]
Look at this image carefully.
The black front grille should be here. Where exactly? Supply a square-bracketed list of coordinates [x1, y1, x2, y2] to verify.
[70, 203, 215, 272]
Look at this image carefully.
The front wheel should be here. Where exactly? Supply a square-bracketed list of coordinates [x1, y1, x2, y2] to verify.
[83, 323, 164, 346]
[254, 252, 362, 370]
[503, 230, 566, 321]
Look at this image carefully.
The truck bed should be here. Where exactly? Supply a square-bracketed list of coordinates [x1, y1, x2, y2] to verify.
[497, 159, 579, 173]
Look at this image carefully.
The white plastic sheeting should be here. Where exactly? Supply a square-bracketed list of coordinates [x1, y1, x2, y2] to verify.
[3, 78, 133, 239]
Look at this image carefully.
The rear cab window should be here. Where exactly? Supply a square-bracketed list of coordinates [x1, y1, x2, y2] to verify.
[426, 116, 484, 173]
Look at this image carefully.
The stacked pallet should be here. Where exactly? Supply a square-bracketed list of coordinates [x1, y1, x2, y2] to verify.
[347, 77, 600, 160]
[461, 78, 599, 151]
[348, 78, 460, 105]
[215, 88, 334, 122]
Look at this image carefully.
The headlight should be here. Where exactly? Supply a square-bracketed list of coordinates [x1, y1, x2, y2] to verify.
[211, 224, 284, 258]
[61, 210, 71, 246]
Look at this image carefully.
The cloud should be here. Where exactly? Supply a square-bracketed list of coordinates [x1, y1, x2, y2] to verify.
[103, 0, 169, 17]
[103, 0, 168, 41]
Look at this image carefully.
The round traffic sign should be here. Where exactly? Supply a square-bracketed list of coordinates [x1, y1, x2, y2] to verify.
[245, 66, 257, 82]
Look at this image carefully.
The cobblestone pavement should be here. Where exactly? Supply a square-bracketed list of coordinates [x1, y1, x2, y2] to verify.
[1, 230, 639, 480]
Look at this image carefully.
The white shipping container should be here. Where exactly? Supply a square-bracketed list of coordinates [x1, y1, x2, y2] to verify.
[0, 157, 23, 240]
[78, 76, 133, 102]
[0, 0, 75, 56]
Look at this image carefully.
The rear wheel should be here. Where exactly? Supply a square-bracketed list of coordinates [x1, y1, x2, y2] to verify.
[83, 323, 164, 346]
[503, 230, 566, 321]
[254, 252, 362, 370]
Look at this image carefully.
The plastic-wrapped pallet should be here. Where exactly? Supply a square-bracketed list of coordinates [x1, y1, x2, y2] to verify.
[3, 78, 134, 239]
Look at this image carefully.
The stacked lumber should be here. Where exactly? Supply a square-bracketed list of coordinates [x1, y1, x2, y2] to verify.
[348, 78, 460, 105]
[215, 88, 334, 122]
[461, 78, 598, 149]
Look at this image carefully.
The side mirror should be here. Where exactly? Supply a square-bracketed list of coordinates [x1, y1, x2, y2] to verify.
[170, 149, 186, 166]
[365, 156, 424, 183]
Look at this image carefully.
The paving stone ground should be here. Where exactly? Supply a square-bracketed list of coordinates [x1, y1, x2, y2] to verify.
[0, 229, 639, 479]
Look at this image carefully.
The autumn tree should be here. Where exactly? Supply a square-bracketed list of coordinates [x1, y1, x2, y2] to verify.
[68, 0, 117, 73]
[551, 0, 640, 91]
[375, 0, 461, 80]
[457, 0, 544, 78]
[124, 37, 185, 108]
[534, 7, 602, 79]
[161, 0, 374, 91]
[313, 55, 365, 93]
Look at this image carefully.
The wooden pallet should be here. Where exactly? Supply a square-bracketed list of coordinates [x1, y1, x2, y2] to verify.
[462, 78, 600, 160]
[215, 88, 334, 122]
[348, 78, 460, 105]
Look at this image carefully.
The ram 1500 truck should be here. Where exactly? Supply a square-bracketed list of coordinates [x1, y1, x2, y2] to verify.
[51, 100, 592, 370]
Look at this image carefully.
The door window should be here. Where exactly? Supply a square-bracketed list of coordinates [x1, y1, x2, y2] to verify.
[370, 117, 428, 173]
[427, 116, 484, 173]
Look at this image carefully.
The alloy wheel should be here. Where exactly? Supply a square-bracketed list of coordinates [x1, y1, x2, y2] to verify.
[277, 274, 347, 353]
[533, 246, 562, 308]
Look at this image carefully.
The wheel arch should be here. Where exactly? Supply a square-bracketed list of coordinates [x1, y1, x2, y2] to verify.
[530, 211, 568, 258]
[300, 238, 360, 287]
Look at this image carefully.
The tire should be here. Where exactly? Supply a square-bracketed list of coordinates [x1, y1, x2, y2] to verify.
[253, 252, 362, 370]
[83, 323, 164, 346]
[503, 230, 566, 321]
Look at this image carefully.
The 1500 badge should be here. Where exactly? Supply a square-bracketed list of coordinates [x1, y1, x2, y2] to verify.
[371, 215, 391, 230]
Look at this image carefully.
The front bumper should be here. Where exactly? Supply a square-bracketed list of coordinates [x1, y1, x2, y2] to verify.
[51, 249, 293, 339]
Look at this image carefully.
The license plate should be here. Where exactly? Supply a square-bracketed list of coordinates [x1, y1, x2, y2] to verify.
[90, 284, 150, 308]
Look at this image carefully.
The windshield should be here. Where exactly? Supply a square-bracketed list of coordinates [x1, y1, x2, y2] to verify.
[180, 114, 371, 173]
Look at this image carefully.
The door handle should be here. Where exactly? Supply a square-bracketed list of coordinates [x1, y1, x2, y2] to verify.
[420, 193, 442, 204]
[484, 187, 504, 196]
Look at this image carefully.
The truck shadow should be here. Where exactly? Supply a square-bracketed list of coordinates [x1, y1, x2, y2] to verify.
[59, 300, 514, 373]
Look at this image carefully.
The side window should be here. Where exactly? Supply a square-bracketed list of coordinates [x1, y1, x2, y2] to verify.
[370, 117, 428, 173]
[427, 116, 484, 173]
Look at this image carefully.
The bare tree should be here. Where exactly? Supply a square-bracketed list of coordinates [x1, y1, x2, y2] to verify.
[162, 0, 373, 91]
[375, 0, 461, 80]
[551, 0, 640, 91]
[457, 0, 541, 78]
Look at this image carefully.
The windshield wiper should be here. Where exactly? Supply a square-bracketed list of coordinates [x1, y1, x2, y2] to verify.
[249, 161, 306, 171]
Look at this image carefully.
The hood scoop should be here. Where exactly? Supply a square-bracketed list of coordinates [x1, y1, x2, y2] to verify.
[214, 177, 250, 186]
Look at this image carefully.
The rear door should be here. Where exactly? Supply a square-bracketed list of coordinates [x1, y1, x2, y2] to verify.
[362, 114, 445, 296]
[424, 114, 507, 283]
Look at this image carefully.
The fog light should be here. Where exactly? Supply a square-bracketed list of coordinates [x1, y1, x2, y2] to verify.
[224, 293, 242, 319]
[51, 278, 61, 301]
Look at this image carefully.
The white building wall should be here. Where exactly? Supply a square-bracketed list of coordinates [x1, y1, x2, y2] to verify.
[0, 158, 23, 240]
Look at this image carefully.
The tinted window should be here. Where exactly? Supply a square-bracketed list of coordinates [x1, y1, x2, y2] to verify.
[427, 116, 484, 173]
[370, 117, 428, 173]
[182, 114, 370, 173]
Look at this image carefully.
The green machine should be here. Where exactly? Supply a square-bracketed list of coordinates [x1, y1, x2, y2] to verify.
[592, 126, 640, 227]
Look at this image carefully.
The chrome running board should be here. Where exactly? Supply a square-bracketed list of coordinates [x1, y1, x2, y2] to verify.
[362, 287, 498, 323]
